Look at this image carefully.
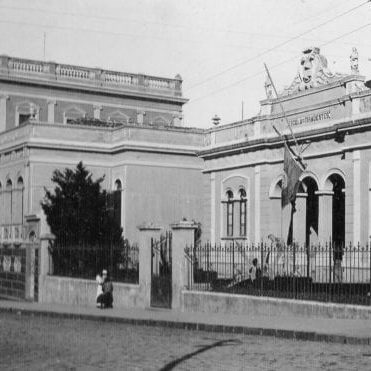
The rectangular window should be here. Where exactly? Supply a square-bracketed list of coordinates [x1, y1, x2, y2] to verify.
[227, 202, 234, 237]
[240, 200, 247, 236]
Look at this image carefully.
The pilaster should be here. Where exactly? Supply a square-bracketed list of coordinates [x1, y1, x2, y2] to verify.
[38, 233, 55, 302]
[170, 221, 197, 310]
[0, 95, 9, 132]
[47, 99, 56, 123]
[316, 190, 334, 244]
[210, 173, 216, 244]
[254, 165, 261, 243]
[294, 193, 307, 246]
[137, 223, 162, 308]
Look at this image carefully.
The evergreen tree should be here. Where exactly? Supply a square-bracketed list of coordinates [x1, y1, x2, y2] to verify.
[41, 161, 123, 247]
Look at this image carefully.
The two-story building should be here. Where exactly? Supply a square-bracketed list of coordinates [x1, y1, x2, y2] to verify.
[1, 47, 371, 248]
[0, 54, 205, 242]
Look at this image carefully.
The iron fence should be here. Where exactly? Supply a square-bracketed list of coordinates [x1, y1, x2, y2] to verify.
[49, 240, 139, 284]
[185, 241, 371, 306]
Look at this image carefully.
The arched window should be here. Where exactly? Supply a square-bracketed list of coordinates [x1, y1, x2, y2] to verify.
[5, 179, 12, 225]
[16, 177, 24, 224]
[239, 188, 247, 237]
[113, 179, 122, 227]
[226, 190, 234, 237]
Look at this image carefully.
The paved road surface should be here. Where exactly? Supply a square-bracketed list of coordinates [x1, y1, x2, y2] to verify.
[1, 312, 371, 370]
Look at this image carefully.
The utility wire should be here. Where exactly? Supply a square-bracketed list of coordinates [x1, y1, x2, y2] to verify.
[0, 1, 365, 54]
[0, 17, 349, 54]
[0, 0, 350, 38]
[187, 21, 371, 104]
[185, 0, 369, 91]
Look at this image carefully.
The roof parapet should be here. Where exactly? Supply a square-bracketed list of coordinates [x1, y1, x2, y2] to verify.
[0, 55, 183, 99]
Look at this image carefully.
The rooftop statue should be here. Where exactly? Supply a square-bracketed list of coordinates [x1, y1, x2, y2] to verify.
[350, 47, 359, 74]
[282, 47, 344, 96]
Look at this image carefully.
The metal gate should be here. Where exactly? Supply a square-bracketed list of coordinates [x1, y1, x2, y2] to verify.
[151, 231, 172, 308]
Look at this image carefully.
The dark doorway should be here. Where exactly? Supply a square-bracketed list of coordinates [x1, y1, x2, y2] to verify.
[330, 174, 345, 247]
[151, 232, 172, 308]
[302, 177, 318, 247]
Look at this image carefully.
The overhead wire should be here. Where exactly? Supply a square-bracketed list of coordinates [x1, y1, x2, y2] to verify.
[187, 21, 371, 104]
[0, 0, 351, 38]
[0, 1, 367, 54]
[185, 0, 369, 91]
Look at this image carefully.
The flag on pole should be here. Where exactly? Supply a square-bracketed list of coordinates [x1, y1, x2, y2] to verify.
[281, 142, 304, 209]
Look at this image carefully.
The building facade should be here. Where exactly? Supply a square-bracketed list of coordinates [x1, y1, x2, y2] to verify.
[0, 47, 371, 248]
[0, 54, 205, 243]
[201, 47, 371, 247]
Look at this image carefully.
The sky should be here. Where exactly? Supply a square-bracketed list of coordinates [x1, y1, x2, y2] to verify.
[0, 0, 370, 128]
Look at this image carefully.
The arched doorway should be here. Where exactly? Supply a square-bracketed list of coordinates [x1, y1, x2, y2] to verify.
[329, 174, 345, 247]
[301, 177, 319, 247]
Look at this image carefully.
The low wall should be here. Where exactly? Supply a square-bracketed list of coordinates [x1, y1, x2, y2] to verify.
[41, 275, 144, 308]
[182, 290, 371, 320]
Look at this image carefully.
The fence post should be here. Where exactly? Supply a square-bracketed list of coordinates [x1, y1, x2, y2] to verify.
[38, 233, 55, 302]
[137, 223, 162, 308]
[170, 220, 198, 310]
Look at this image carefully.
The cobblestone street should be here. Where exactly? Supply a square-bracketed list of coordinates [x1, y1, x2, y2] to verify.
[1, 312, 371, 370]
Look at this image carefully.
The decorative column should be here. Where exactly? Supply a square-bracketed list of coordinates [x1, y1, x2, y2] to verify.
[170, 220, 197, 310]
[316, 190, 333, 244]
[0, 95, 9, 132]
[38, 233, 55, 302]
[25, 240, 39, 301]
[233, 198, 239, 238]
[137, 223, 162, 308]
[293, 193, 307, 246]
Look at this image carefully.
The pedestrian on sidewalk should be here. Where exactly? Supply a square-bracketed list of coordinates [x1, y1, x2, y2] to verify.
[96, 273, 103, 308]
[97, 269, 114, 309]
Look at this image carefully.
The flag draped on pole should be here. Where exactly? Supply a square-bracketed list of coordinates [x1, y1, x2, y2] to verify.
[281, 142, 304, 245]
[264, 63, 307, 246]
[281, 142, 304, 209]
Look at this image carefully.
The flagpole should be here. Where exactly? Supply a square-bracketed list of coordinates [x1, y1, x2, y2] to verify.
[264, 63, 301, 155]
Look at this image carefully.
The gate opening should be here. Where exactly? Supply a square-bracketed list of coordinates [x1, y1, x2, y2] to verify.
[150, 232, 172, 308]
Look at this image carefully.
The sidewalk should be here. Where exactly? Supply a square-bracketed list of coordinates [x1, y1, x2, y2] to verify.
[1, 299, 371, 345]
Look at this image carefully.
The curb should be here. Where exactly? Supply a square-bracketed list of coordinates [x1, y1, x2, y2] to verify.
[1, 306, 370, 345]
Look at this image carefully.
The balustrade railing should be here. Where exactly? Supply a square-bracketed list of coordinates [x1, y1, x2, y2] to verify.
[0, 224, 25, 245]
[0, 55, 182, 96]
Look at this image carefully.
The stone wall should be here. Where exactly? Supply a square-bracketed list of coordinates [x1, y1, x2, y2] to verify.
[182, 290, 371, 320]
[41, 275, 144, 308]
